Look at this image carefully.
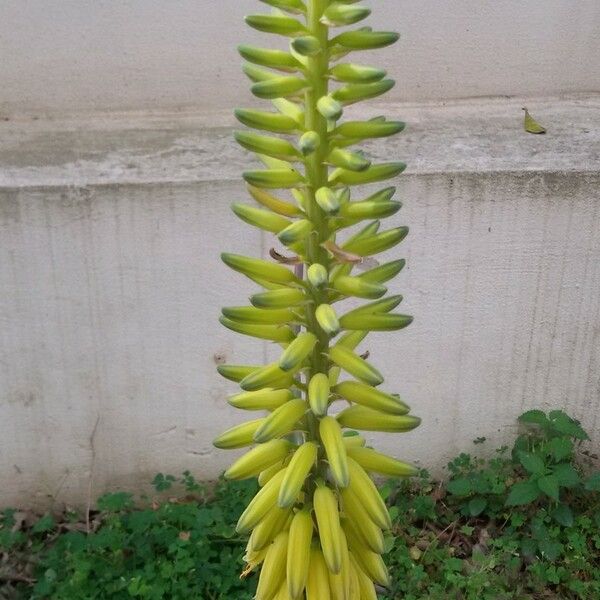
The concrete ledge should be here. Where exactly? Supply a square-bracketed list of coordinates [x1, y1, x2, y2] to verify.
[1, 95, 599, 188]
[1, 96, 599, 507]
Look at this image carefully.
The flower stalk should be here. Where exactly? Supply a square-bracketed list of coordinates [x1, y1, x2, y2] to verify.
[215, 1, 421, 597]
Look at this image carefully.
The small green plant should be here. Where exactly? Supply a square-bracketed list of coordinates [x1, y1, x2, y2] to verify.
[510, 410, 597, 502]
[0, 475, 260, 600]
[431, 409, 600, 599]
[215, 0, 418, 598]
[446, 410, 599, 520]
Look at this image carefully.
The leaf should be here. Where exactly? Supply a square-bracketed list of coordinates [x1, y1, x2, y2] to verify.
[519, 409, 549, 427]
[520, 538, 537, 558]
[584, 471, 600, 492]
[518, 451, 546, 476]
[444, 558, 463, 572]
[551, 503, 574, 527]
[446, 478, 473, 497]
[548, 410, 589, 440]
[531, 519, 549, 541]
[127, 510, 158, 534]
[522, 108, 546, 134]
[538, 539, 563, 561]
[468, 497, 488, 517]
[412, 495, 436, 520]
[512, 434, 530, 458]
[32, 514, 55, 534]
[152, 473, 176, 492]
[97, 492, 135, 512]
[552, 463, 581, 488]
[506, 480, 541, 506]
[537, 474, 560, 501]
[388, 505, 399, 522]
[547, 437, 573, 461]
[383, 532, 395, 553]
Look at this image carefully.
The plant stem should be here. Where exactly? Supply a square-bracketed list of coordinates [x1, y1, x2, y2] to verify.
[304, 0, 330, 480]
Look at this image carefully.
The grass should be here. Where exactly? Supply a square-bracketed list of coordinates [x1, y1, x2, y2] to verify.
[0, 409, 599, 599]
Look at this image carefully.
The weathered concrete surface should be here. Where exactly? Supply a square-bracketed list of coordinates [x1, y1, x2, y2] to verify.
[2, 96, 599, 187]
[1, 96, 599, 507]
[1, 1, 599, 118]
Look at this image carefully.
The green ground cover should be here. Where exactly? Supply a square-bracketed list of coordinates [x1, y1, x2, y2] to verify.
[1, 410, 598, 599]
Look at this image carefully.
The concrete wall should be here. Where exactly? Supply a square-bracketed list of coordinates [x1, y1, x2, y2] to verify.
[1, 96, 599, 507]
[0, 0, 599, 507]
[1, 0, 600, 117]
